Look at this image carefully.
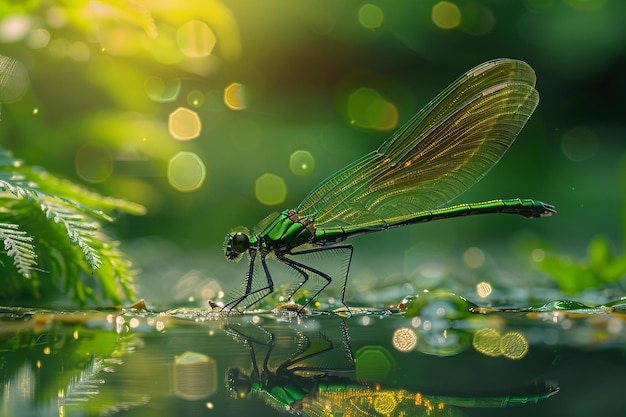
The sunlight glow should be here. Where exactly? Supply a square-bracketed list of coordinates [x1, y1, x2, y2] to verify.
[432, 1, 462, 29]
[476, 281, 492, 298]
[355, 346, 395, 381]
[358, 4, 384, 29]
[500, 331, 529, 359]
[145, 76, 181, 103]
[0, 14, 31, 42]
[177, 20, 217, 57]
[187, 90, 205, 107]
[168, 152, 207, 192]
[26, 28, 50, 49]
[473, 328, 529, 359]
[254, 173, 287, 205]
[168, 107, 202, 140]
[392, 327, 417, 352]
[173, 352, 217, 400]
[462, 247, 485, 268]
[347, 87, 398, 130]
[373, 392, 397, 414]
[472, 328, 501, 357]
[224, 82, 247, 110]
[289, 150, 315, 176]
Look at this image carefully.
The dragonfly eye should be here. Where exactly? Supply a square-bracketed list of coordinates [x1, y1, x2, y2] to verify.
[232, 232, 250, 253]
[224, 230, 250, 261]
[226, 368, 252, 399]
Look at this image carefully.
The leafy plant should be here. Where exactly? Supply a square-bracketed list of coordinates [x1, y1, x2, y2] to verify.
[0, 148, 145, 305]
[534, 235, 626, 295]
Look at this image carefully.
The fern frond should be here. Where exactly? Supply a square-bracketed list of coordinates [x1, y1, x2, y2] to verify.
[24, 167, 147, 216]
[0, 175, 114, 222]
[0, 222, 37, 278]
[0, 147, 145, 305]
[39, 199, 102, 270]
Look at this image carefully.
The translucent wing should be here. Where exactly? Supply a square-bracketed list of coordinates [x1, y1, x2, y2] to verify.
[296, 59, 539, 228]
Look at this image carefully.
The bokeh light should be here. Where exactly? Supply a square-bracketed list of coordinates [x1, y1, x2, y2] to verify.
[472, 328, 501, 357]
[173, 351, 217, 400]
[473, 328, 529, 359]
[0, 55, 29, 103]
[500, 331, 528, 359]
[347, 87, 398, 130]
[289, 150, 315, 176]
[561, 125, 598, 162]
[358, 4, 384, 29]
[373, 392, 397, 415]
[68, 41, 90, 62]
[145, 76, 181, 103]
[177, 20, 217, 58]
[392, 327, 417, 352]
[254, 173, 287, 206]
[476, 281, 492, 298]
[462, 247, 485, 269]
[224, 82, 248, 110]
[355, 345, 396, 381]
[432, 1, 462, 29]
[75, 144, 113, 183]
[168, 152, 207, 192]
[26, 28, 50, 49]
[187, 90, 205, 107]
[168, 107, 202, 140]
[0, 14, 31, 42]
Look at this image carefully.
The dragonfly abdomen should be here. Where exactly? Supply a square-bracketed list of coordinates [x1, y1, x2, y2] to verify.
[313, 199, 554, 244]
[392, 198, 555, 228]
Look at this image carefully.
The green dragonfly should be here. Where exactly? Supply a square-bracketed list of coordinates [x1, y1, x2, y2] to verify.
[223, 58, 555, 313]
[225, 319, 559, 414]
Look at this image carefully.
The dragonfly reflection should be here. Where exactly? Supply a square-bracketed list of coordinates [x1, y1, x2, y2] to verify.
[224, 316, 559, 416]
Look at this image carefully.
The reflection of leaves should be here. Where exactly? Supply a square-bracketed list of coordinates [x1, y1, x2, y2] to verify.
[535, 235, 626, 295]
[0, 148, 144, 305]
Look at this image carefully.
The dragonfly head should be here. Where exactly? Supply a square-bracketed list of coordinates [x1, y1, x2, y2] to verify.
[225, 368, 252, 399]
[224, 230, 250, 261]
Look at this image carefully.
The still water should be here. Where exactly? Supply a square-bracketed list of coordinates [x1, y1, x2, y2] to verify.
[1, 293, 625, 417]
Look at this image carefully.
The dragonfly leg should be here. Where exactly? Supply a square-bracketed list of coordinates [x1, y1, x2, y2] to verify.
[222, 253, 275, 313]
[278, 244, 353, 313]
[283, 263, 311, 303]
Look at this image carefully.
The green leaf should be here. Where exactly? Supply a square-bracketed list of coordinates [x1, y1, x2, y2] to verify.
[535, 235, 626, 295]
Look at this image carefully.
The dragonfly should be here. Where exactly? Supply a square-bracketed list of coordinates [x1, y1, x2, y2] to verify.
[222, 58, 555, 313]
[225, 318, 559, 414]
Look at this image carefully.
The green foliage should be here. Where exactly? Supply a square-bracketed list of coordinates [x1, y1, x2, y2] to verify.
[0, 148, 145, 305]
[534, 235, 626, 295]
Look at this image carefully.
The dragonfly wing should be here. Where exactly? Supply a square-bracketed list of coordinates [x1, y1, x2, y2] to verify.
[296, 59, 539, 228]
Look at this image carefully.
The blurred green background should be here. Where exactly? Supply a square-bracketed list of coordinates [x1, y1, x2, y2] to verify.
[0, 0, 624, 305]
